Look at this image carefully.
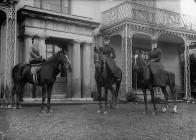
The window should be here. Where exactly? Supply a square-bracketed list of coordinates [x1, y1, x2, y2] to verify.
[34, 0, 70, 14]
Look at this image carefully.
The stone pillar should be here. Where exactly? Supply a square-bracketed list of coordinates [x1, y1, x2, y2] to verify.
[82, 42, 91, 98]
[72, 40, 81, 98]
[24, 36, 32, 63]
[66, 42, 73, 98]
[151, 39, 157, 49]
[39, 37, 47, 59]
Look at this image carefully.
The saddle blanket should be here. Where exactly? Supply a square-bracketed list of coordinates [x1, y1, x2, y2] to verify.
[105, 58, 121, 79]
[31, 66, 40, 84]
[148, 62, 166, 87]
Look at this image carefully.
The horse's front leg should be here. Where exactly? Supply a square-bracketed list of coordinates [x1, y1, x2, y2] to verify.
[97, 84, 102, 114]
[169, 84, 177, 113]
[47, 84, 53, 113]
[104, 86, 109, 115]
[11, 84, 17, 109]
[161, 87, 169, 113]
[113, 81, 121, 109]
[17, 82, 25, 109]
[110, 83, 117, 109]
[41, 85, 46, 114]
[149, 87, 157, 115]
[142, 88, 148, 114]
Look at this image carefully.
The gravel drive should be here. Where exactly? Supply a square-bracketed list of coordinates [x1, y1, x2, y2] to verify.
[0, 103, 196, 140]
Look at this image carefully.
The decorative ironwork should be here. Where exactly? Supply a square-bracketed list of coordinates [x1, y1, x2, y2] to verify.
[184, 45, 191, 100]
[102, 1, 196, 33]
[120, 24, 132, 99]
[0, 1, 17, 100]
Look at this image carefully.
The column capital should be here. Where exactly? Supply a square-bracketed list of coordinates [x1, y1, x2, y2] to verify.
[151, 38, 157, 49]
[82, 41, 94, 47]
[73, 39, 81, 44]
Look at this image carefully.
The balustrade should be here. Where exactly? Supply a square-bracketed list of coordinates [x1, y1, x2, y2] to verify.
[101, 1, 196, 32]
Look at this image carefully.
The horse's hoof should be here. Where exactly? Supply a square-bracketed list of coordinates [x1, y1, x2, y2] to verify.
[18, 105, 22, 109]
[162, 107, 167, 113]
[143, 111, 147, 115]
[0, 105, 4, 109]
[103, 111, 108, 115]
[12, 106, 17, 109]
[152, 112, 157, 115]
[114, 106, 119, 110]
[187, 100, 191, 103]
[47, 109, 53, 113]
[97, 110, 101, 114]
[41, 109, 46, 114]
[7, 105, 12, 109]
[173, 105, 177, 113]
[192, 101, 195, 104]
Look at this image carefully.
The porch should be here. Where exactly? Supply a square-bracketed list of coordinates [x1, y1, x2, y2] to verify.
[99, 1, 196, 100]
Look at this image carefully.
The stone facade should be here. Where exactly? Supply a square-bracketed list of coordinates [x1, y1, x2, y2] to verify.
[16, 6, 99, 98]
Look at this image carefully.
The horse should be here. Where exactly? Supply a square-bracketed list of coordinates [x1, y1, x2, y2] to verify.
[11, 50, 72, 113]
[190, 53, 196, 103]
[94, 49, 122, 114]
[133, 54, 177, 115]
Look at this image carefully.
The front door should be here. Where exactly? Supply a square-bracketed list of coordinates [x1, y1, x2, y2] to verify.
[46, 44, 67, 97]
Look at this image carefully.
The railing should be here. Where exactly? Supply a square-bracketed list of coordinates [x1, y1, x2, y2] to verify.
[101, 1, 196, 32]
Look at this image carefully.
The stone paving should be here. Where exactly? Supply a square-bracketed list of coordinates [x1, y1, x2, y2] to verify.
[0, 103, 196, 140]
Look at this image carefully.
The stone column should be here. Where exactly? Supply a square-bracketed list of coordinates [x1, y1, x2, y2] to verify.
[24, 36, 32, 63]
[66, 42, 73, 98]
[39, 37, 47, 59]
[151, 39, 157, 49]
[184, 40, 191, 100]
[82, 42, 92, 98]
[72, 40, 81, 98]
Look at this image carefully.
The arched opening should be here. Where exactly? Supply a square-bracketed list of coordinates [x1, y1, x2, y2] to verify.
[132, 33, 151, 90]
[157, 34, 185, 94]
[132, 33, 151, 53]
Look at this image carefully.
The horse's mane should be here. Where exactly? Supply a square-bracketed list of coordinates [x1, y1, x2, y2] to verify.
[43, 51, 62, 64]
[136, 54, 147, 70]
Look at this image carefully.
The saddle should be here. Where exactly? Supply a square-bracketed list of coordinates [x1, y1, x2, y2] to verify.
[148, 61, 167, 86]
[30, 63, 42, 84]
[104, 57, 121, 80]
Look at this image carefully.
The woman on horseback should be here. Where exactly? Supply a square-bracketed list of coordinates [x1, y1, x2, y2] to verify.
[99, 35, 121, 79]
[29, 35, 45, 64]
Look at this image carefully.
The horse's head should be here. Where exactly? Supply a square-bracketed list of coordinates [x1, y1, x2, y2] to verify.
[133, 53, 147, 72]
[94, 47, 104, 74]
[56, 50, 72, 73]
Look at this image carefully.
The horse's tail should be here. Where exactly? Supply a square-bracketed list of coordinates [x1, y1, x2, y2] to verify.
[12, 64, 22, 84]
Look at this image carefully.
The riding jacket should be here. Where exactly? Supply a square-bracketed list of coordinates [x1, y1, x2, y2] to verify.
[29, 44, 43, 64]
[148, 48, 162, 62]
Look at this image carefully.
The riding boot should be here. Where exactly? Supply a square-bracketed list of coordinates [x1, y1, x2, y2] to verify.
[33, 74, 36, 84]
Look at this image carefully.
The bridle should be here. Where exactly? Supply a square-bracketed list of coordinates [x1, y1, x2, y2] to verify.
[133, 54, 148, 72]
[94, 53, 105, 73]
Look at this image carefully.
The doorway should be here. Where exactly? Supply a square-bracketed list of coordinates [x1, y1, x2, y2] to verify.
[45, 37, 72, 98]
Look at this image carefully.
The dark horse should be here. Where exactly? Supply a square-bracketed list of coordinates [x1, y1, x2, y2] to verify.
[133, 54, 177, 114]
[190, 53, 196, 103]
[94, 49, 122, 114]
[11, 50, 71, 113]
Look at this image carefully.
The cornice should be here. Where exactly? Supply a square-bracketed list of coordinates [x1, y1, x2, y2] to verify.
[102, 21, 196, 40]
[18, 5, 100, 29]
